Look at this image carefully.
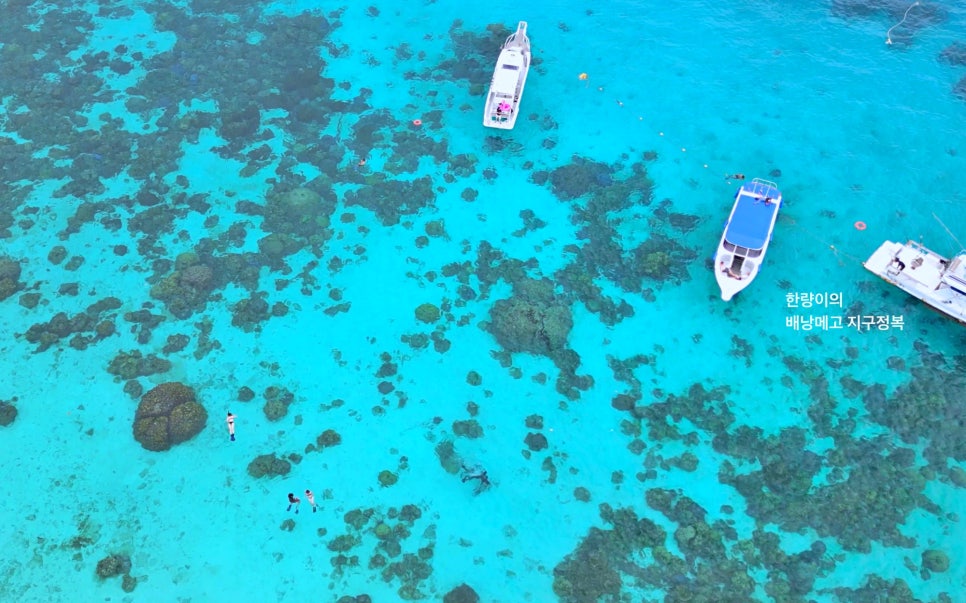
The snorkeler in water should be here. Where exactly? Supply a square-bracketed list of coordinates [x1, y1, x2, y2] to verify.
[287, 492, 300, 514]
[461, 465, 491, 495]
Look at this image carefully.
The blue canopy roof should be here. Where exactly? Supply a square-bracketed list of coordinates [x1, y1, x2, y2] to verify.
[724, 186, 780, 250]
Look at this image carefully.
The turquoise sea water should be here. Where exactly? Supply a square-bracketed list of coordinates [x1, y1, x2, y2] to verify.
[1, 0, 965, 601]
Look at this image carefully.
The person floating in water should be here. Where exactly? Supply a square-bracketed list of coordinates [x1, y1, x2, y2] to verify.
[226, 412, 236, 442]
[725, 173, 745, 181]
[287, 492, 300, 514]
[305, 489, 317, 513]
[461, 465, 491, 495]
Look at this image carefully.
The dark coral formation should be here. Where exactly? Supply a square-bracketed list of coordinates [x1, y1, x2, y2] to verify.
[546, 156, 615, 201]
[414, 303, 441, 323]
[0, 256, 24, 301]
[316, 429, 342, 449]
[262, 385, 295, 421]
[452, 419, 483, 439]
[485, 276, 594, 399]
[553, 500, 837, 603]
[0, 400, 18, 427]
[132, 382, 207, 452]
[23, 297, 122, 352]
[719, 428, 928, 552]
[247, 453, 292, 478]
[862, 356, 966, 473]
[443, 584, 480, 603]
[939, 41, 966, 66]
[263, 186, 333, 239]
[553, 506, 670, 602]
[378, 470, 399, 487]
[108, 350, 172, 380]
[149, 253, 219, 319]
[584, 339, 964, 601]
[488, 277, 572, 356]
[95, 553, 131, 579]
[334, 502, 434, 598]
[0, 2, 961, 601]
[831, 0, 946, 46]
[921, 549, 949, 573]
[434, 440, 462, 475]
[344, 176, 436, 226]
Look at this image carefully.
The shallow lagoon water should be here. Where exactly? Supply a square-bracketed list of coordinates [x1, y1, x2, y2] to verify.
[1, 1, 965, 601]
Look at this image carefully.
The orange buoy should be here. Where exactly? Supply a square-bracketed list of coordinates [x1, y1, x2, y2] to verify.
[412, 119, 422, 127]
[578, 73, 588, 81]
[854, 221, 867, 231]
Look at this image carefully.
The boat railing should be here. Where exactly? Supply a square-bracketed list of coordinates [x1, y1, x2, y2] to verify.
[504, 21, 529, 49]
[746, 178, 779, 198]
[750, 178, 778, 189]
[903, 239, 940, 258]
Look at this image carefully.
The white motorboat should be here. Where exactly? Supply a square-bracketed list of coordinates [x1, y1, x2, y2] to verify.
[714, 178, 782, 301]
[482, 21, 530, 130]
[863, 240, 966, 325]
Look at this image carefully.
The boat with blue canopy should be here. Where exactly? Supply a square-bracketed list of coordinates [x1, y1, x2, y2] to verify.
[714, 178, 782, 301]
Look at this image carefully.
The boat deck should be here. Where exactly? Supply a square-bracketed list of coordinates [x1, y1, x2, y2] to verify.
[865, 241, 966, 324]
[866, 241, 945, 290]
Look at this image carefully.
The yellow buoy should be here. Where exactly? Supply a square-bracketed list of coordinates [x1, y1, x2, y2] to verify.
[578, 73, 588, 80]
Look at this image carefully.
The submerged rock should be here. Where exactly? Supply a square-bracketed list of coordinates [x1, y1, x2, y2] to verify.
[0, 401, 17, 427]
[487, 279, 573, 356]
[415, 303, 441, 323]
[95, 553, 131, 579]
[443, 584, 480, 603]
[132, 383, 207, 451]
[921, 549, 949, 572]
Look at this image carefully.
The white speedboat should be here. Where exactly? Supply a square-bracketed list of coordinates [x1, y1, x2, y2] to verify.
[482, 21, 530, 130]
[863, 240, 966, 325]
[714, 178, 782, 301]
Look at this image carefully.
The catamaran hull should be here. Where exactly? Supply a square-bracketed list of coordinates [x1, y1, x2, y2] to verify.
[863, 240, 966, 326]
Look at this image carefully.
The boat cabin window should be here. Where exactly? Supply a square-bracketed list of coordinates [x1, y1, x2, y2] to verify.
[502, 64, 519, 71]
[723, 240, 763, 258]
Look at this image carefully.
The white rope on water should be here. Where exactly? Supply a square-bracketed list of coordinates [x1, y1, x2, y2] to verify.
[886, 1, 921, 45]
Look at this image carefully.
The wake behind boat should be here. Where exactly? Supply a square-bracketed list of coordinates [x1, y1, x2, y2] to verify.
[863, 240, 966, 326]
[714, 178, 782, 301]
[482, 21, 531, 130]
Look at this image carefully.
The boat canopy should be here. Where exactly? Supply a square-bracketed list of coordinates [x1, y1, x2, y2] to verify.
[724, 186, 780, 250]
[492, 57, 523, 96]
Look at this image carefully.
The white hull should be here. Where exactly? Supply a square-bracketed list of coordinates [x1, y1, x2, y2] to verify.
[863, 240, 966, 325]
[715, 250, 758, 301]
[714, 179, 782, 301]
[483, 22, 530, 130]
